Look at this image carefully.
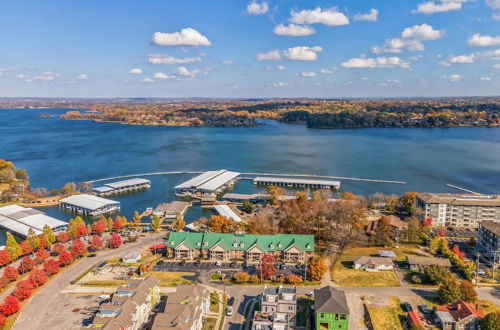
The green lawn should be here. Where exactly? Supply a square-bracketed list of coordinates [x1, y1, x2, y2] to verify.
[147, 271, 194, 286]
[331, 247, 400, 287]
[203, 317, 217, 330]
[81, 279, 127, 287]
[366, 297, 406, 330]
[210, 292, 219, 313]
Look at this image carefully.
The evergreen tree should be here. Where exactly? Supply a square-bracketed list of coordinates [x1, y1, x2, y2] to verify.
[482, 312, 500, 330]
[459, 280, 477, 303]
[42, 225, 56, 247]
[438, 277, 462, 304]
[5, 233, 23, 260]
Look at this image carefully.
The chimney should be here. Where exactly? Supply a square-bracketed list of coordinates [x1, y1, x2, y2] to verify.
[457, 303, 462, 310]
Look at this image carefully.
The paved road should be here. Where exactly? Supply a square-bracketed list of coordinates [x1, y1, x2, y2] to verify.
[13, 232, 165, 330]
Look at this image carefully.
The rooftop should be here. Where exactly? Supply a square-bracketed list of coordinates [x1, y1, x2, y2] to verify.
[406, 256, 452, 267]
[174, 170, 239, 192]
[213, 204, 242, 222]
[479, 220, 500, 237]
[0, 204, 67, 237]
[416, 193, 500, 207]
[104, 178, 151, 189]
[254, 176, 340, 187]
[352, 256, 394, 267]
[314, 286, 350, 315]
[59, 194, 119, 211]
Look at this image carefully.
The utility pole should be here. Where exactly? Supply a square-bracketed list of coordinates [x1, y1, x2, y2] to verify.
[491, 250, 499, 280]
[475, 251, 479, 287]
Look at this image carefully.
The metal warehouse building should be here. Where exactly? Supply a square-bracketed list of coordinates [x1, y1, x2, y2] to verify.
[253, 176, 340, 190]
[0, 205, 67, 237]
[59, 194, 120, 217]
[174, 169, 240, 196]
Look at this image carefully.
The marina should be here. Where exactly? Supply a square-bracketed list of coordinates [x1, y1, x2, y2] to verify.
[59, 194, 121, 217]
[0, 205, 67, 237]
[213, 204, 243, 222]
[253, 176, 341, 190]
[174, 169, 240, 196]
[92, 178, 151, 196]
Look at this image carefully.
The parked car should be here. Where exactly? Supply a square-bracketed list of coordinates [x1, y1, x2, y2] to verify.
[418, 304, 431, 314]
[227, 297, 235, 306]
[179, 260, 186, 266]
[194, 260, 201, 266]
[229, 261, 237, 268]
[215, 260, 222, 267]
[88, 253, 96, 258]
[226, 306, 233, 316]
[477, 269, 486, 276]
[156, 260, 164, 265]
[401, 302, 413, 312]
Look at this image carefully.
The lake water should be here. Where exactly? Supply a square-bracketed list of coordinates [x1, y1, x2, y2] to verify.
[1, 108, 499, 243]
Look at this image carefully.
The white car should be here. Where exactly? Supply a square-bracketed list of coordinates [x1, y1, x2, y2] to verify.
[215, 260, 222, 267]
[226, 306, 233, 316]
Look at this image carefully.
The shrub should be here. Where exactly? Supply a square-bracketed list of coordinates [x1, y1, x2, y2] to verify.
[58, 251, 73, 266]
[28, 268, 48, 287]
[0, 295, 20, 316]
[2, 266, 19, 283]
[18, 256, 35, 273]
[52, 243, 65, 255]
[43, 259, 60, 276]
[13, 280, 33, 300]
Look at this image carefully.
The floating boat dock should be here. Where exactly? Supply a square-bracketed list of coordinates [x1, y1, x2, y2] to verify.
[59, 194, 120, 217]
[0, 205, 67, 237]
[93, 178, 151, 196]
[253, 176, 341, 189]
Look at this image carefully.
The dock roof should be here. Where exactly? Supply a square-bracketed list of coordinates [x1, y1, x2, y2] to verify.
[174, 170, 240, 192]
[104, 178, 151, 189]
[254, 176, 340, 187]
[213, 204, 242, 222]
[0, 205, 67, 237]
[59, 194, 119, 211]
[174, 170, 223, 189]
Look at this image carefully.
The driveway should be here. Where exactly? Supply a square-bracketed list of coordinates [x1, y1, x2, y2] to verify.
[13, 232, 165, 330]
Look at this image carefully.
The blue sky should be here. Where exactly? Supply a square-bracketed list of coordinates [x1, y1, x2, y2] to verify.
[0, 0, 499, 98]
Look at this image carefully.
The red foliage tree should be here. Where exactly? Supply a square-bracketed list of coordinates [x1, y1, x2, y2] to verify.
[58, 251, 73, 266]
[76, 223, 87, 237]
[13, 280, 33, 300]
[0, 295, 20, 316]
[0, 250, 12, 267]
[43, 259, 60, 276]
[2, 266, 19, 283]
[71, 238, 87, 258]
[92, 221, 105, 235]
[38, 234, 48, 249]
[423, 217, 432, 227]
[51, 242, 65, 255]
[35, 248, 49, 263]
[20, 240, 32, 256]
[27, 268, 48, 287]
[0, 314, 5, 329]
[113, 218, 123, 230]
[56, 231, 69, 243]
[259, 254, 277, 279]
[89, 235, 103, 251]
[18, 256, 35, 273]
[109, 233, 122, 249]
[437, 228, 446, 237]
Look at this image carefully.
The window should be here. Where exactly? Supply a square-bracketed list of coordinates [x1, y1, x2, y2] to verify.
[289, 306, 293, 310]
[340, 314, 346, 320]
[320, 313, 325, 318]
[335, 314, 339, 320]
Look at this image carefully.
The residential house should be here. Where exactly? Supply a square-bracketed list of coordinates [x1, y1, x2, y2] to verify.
[406, 256, 451, 271]
[252, 312, 289, 330]
[352, 256, 394, 272]
[253, 286, 296, 329]
[366, 215, 408, 240]
[407, 311, 426, 329]
[92, 276, 160, 330]
[166, 232, 314, 263]
[433, 300, 484, 330]
[121, 249, 142, 263]
[378, 250, 397, 259]
[313, 286, 350, 330]
[153, 201, 190, 221]
[478, 220, 500, 260]
[151, 284, 210, 330]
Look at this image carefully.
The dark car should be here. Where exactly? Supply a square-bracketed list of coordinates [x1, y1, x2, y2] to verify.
[401, 302, 413, 312]
[157, 260, 164, 265]
[227, 297, 235, 306]
[88, 253, 97, 258]
[179, 260, 186, 266]
[229, 261, 237, 268]
[418, 304, 431, 314]
[194, 260, 201, 266]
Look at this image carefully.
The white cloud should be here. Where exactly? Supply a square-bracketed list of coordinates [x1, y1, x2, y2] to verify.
[440, 74, 461, 82]
[360, 77, 369, 80]
[128, 68, 143, 74]
[414, 0, 468, 14]
[486, 0, 500, 19]
[148, 54, 201, 64]
[273, 24, 316, 37]
[320, 67, 335, 74]
[257, 50, 282, 61]
[18, 71, 59, 82]
[299, 71, 317, 77]
[152, 28, 211, 47]
[76, 74, 88, 80]
[480, 76, 492, 80]
[246, 1, 268, 15]
[141, 78, 154, 83]
[449, 54, 475, 63]
[482, 48, 500, 60]
[283, 46, 323, 61]
[277, 65, 285, 71]
[289, 7, 349, 26]
[438, 61, 452, 66]
[371, 24, 445, 54]
[221, 60, 233, 65]
[273, 82, 289, 87]
[341, 56, 411, 69]
[154, 72, 175, 79]
[174, 66, 199, 76]
[387, 79, 401, 84]
[494, 63, 500, 69]
[468, 33, 500, 47]
[353, 9, 378, 22]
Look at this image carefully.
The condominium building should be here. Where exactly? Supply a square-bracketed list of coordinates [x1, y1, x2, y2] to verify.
[253, 286, 297, 330]
[478, 220, 500, 260]
[416, 193, 500, 228]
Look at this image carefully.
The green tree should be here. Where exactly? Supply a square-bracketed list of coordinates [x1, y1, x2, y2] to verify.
[459, 280, 477, 303]
[373, 217, 394, 247]
[398, 192, 417, 214]
[242, 200, 255, 213]
[428, 237, 441, 255]
[5, 233, 23, 260]
[150, 214, 162, 232]
[26, 228, 40, 251]
[438, 277, 461, 304]
[482, 312, 500, 330]
[67, 219, 78, 238]
[404, 216, 423, 243]
[423, 265, 452, 284]
[42, 225, 56, 247]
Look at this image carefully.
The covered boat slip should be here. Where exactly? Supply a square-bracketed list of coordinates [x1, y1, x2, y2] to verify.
[93, 178, 151, 196]
[59, 194, 120, 217]
[0, 204, 67, 237]
[253, 176, 341, 189]
[174, 169, 240, 195]
[213, 204, 242, 222]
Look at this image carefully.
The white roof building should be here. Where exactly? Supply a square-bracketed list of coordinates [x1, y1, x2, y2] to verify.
[213, 205, 242, 222]
[175, 170, 240, 195]
[0, 205, 67, 237]
[254, 177, 340, 189]
[59, 194, 120, 216]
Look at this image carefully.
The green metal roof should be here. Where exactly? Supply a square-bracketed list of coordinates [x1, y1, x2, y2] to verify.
[167, 232, 314, 252]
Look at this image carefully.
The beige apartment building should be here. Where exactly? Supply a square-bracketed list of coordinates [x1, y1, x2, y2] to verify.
[416, 193, 500, 228]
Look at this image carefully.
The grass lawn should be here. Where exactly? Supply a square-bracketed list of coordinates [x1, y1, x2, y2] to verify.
[478, 299, 500, 315]
[203, 317, 217, 330]
[331, 247, 400, 287]
[147, 271, 194, 286]
[81, 279, 127, 287]
[210, 292, 219, 313]
[366, 297, 406, 330]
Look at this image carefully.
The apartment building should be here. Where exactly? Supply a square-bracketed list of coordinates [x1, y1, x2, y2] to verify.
[416, 193, 500, 228]
[253, 286, 297, 330]
[478, 220, 500, 260]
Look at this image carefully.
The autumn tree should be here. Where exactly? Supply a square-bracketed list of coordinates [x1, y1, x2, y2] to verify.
[286, 274, 303, 284]
[438, 277, 461, 304]
[199, 215, 236, 233]
[0, 250, 12, 267]
[76, 223, 87, 237]
[150, 214, 162, 232]
[71, 238, 88, 258]
[89, 235, 103, 251]
[43, 259, 60, 276]
[233, 272, 250, 283]
[5, 233, 23, 260]
[373, 217, 394, 247]
[35, 248, 49, 263]
[260, 254, 277, 279]
[482, 312, 500, 330]
[0, 314, 5, 329]
[38, 234, 48, 249]
[404, 217, 423, 243]
[133, 211, 141, 226]
[266, 185, 285, 206]
[20, 240, 33, 256]
[43, 224, 56, 247]
[242, 200, 255, 213]
[2, 266, 19, 282]
[398, 192, 418, 215]
[61, 182, 76, 196]
[58, 251, 73, 266]
[0, 295, 21, 316]
[459, 280, 477, 303]
[109, 233, 122, 249]
[51, 242, 65, 255]
[26, 228, 40, 251]
[113, 216, 123, 230]
[92, 220, 105, 234]
[56, 231, 69, 243]
[27, 268, 48, 287]
[13, 280, 33, 300]
[308, 257, 328, 281]
[18, 256, 35, 273]
[172, 213, 186, 232]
